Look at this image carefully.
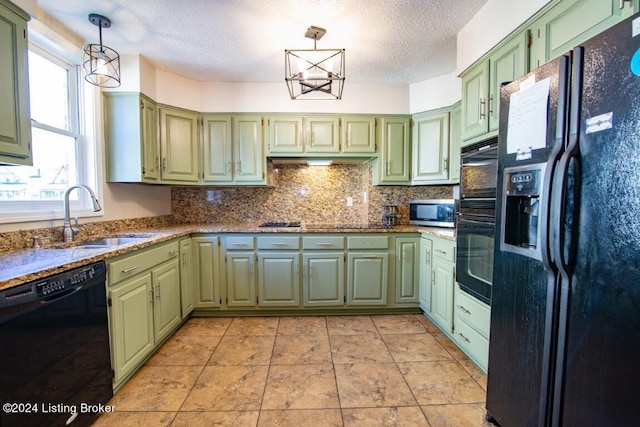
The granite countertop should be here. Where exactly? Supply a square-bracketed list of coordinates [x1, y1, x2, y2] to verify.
[0, 222, 455, 291]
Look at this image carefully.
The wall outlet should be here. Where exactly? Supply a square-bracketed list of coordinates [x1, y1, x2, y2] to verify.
[346, 197, 353, 207]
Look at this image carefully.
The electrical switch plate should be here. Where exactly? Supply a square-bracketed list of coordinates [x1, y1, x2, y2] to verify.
[346, 197, 353, 206]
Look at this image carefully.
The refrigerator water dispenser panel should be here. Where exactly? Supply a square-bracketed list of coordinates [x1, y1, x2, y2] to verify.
[501, 163, 546, 260]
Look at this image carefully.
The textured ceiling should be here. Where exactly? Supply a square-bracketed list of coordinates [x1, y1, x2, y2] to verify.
[36, 0, 488, 84]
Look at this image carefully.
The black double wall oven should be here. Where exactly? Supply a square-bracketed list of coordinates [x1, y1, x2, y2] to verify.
[456, 137, 498, 305]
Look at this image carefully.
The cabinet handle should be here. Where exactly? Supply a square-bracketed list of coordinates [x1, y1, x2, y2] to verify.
[361, 255, 379, 258]
[425, 251, 430, 264]
[488, 95, 494, 116]
[456, 304, 471, 315]
[231, 242, 248, 246]
[316, 242, 333, 246]
[457, 332, 471, 343]
[620, 0, 631, 8]
[162, 158, 167, 171]
[270, 242, 288, 246]
[385, 161, 391, 175]
[443, 157, 448, 172]
[435, 249, 447, 255]
[121, 265, 139, 273]
[431, 270, 435, 285]
[149, 288, 154, 304]
[182, 252, 187, 265]
[168, 249, 178, 256]
[479, 98, 486, 119]
[155, 283, 161, 299]
[227, 161, 232, 173]
[156, 156, 160, 171]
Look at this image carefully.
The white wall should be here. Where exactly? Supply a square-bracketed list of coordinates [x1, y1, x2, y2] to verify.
[409, 72, 462, 114]
[457, 0, 552, 74]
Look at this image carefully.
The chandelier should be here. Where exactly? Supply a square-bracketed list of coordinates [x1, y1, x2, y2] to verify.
[83, 14, 121, 88]
[285, 26, 345, 100]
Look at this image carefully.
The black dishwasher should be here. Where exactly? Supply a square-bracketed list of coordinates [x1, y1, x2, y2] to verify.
[0, 261, 112, 427]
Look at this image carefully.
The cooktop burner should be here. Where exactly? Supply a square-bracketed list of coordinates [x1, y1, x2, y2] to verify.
[259, 221, 301, 228]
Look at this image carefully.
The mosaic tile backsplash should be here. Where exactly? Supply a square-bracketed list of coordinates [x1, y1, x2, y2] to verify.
[171, 163, 454, 225]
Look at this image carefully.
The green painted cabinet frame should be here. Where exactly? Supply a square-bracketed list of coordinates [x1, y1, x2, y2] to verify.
[0, 0, 31, 166]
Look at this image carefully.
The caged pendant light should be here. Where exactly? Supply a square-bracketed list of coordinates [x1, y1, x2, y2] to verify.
[285, 26, 345, 100]
[83, 14, 121, 88]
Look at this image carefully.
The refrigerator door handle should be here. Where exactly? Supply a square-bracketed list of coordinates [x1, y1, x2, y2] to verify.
[552, 47, 584, 278]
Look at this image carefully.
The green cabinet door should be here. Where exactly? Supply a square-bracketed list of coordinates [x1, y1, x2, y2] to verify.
[152, 258, 182, 342]
[193, 236, 221, 308]
[411, 110, 450, 183]
[303, 253, 345, 306]
[159, 106, 199, 182]
[341, 116, 377, 154]
[419, 237, 433, 313]
[257, 252, 300, 306]
[532, 0, 638, 68]
[109, 272, 154, 386]
[488, 33, 529, 132]
[202, 115, 233, 183]
[0, 1, 31, 165]
[373, 116, 411, 185]
[431, 257, 455, 333]
[395, 237, 420, 304]
[461, 61, 489, 142]
[104, 93, 159, 183]
[347, 252, 389, 305]
[226, 252, 256, 307]
[305, 116, 340, 153]
[179, 238, 195, 318]
[448, 102, 461, 183]
[267, 116, 304, 154]
[233, 115, 265, 183]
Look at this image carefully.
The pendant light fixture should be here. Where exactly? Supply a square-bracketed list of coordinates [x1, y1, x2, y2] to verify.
[285, 26, 345, 100]
[83, 13, 121, 88]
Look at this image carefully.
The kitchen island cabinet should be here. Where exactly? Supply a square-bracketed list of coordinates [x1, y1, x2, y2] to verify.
[0, 0, 31, 166]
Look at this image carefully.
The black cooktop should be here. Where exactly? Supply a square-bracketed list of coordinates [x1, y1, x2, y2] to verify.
[259, 221, 301, 228]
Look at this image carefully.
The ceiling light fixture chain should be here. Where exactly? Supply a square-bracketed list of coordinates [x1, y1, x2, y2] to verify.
[285, 25, 345, 100]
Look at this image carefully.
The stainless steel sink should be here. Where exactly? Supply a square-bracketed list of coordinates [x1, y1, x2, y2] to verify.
[80, 237, 146, 247]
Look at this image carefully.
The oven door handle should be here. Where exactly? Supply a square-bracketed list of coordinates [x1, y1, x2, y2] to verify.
[457, 217, 495, 226]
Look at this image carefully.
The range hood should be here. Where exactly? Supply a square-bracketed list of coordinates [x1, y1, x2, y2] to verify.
[269, 158, 370, 166]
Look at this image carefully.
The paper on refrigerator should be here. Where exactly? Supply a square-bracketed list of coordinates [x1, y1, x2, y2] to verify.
[506, 77, 550, 158]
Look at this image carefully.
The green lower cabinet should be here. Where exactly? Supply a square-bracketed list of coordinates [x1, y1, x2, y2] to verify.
[151, 258, 182, 343]
[109, 272, 155, 387]
[303, 253, 345, 306]
[418, 236, 433, 312]
[347, 252, 389, 305]
[226, 252, 256, 307]
[257, 252, 300, 306]
[192, 236, 221, 308]
[453, 284, 491, 372]
[179, 238, 195, 318]
[431, 257, 455, 333]
[395, 237, 420, 304]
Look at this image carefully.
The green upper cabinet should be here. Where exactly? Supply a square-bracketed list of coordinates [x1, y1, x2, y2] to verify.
[461, 32, 529, 143]
[372, 116, 411, 185]
[531, 0, 639, 69]
[159, 106, 199, 182]
[341, 115, 377, 154]
[266, 115, 339, 155]
[267, 116, 304, 154]
[233, 115, 266, 183]
[202, 114, 266, 185]
[0, 0, 31, 165]
[448, 102, 461, 183]
[104, 93, 159, 183]
[305, 116, 340, 153]
[411, 109, 450, 184]
[202, 115, 233, 183]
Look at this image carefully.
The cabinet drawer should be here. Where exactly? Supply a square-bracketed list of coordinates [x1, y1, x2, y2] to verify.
[347, 236, 389, 250]
[455, 286, 491, 337]
[432, 239, 455, 263]
[108, 241, 179, 285]
[257, 236, 300, 250]
[226, 236, 255, 250]
[302, 236, 345, 250]
[454, 316, 489, 370]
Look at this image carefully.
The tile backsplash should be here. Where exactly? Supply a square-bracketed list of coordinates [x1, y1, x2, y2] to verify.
[171, 163, 455, 225]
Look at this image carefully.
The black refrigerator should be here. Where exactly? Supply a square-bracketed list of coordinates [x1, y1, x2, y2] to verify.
[486, 12, 640, 427]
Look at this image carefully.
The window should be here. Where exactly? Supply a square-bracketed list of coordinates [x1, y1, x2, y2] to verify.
[0, 31, 102, 223]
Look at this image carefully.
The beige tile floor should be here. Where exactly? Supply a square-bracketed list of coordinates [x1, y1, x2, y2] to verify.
[92, 314, 493, 427]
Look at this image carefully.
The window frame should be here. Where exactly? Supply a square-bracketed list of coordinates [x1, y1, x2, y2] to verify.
[0, 23, 103, 224]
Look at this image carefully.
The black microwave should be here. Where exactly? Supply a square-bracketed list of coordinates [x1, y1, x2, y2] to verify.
[409, 199, 457, 228]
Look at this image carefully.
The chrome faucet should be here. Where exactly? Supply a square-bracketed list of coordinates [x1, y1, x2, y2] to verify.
[63, 185, 102, 243]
